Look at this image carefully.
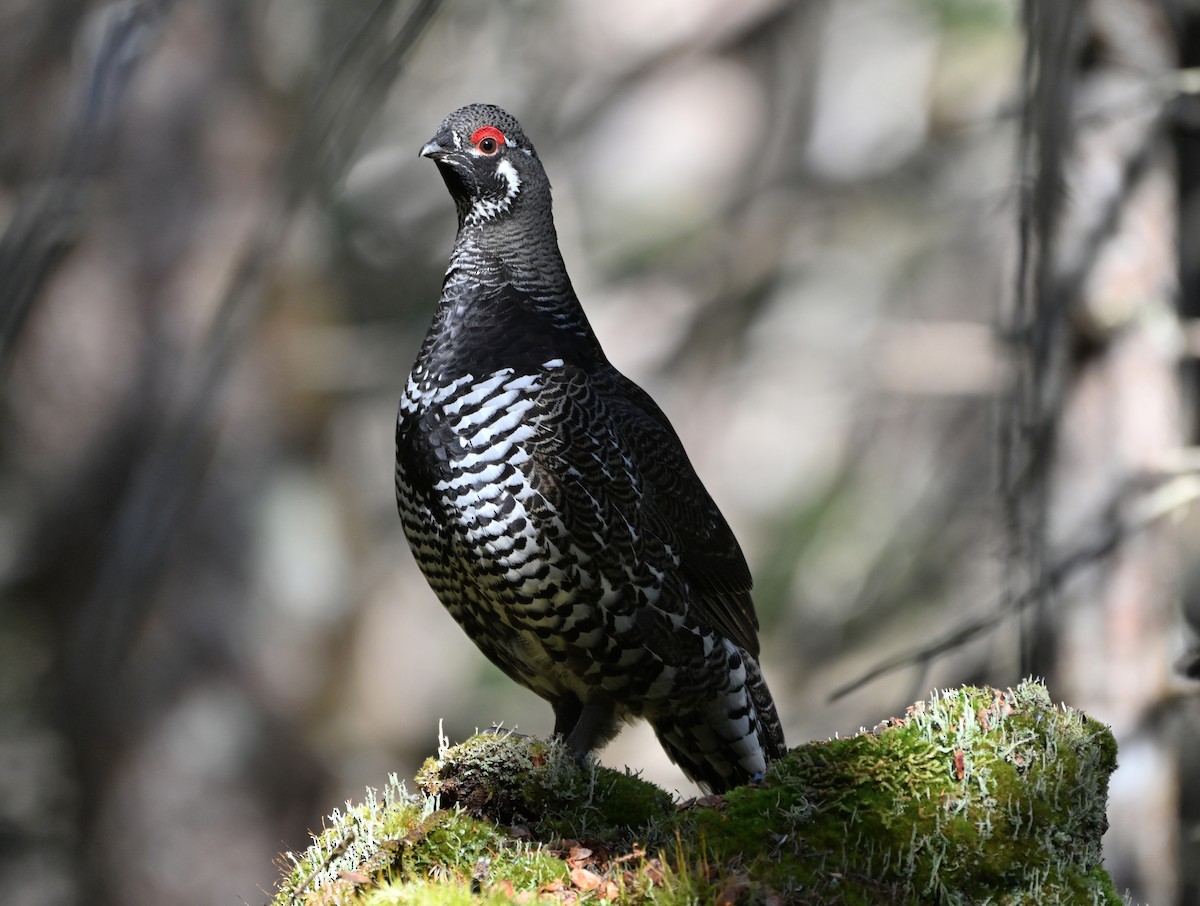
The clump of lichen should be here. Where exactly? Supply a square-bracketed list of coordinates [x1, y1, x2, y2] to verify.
[416, 731, 674, 842]
[269, 770, 568, 906]
[269, 681, 1120, 905]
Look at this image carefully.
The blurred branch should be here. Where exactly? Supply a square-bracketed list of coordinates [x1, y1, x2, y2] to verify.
[1000, 0, 1080, 676]
[0, 0, 174, 376]
[66, 0, 443, 691]
[1183, 319, 1200, 357]
[832, 469, 1200, 700]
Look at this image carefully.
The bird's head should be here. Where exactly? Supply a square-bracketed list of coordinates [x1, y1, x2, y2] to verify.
[420, 104, 548, 229]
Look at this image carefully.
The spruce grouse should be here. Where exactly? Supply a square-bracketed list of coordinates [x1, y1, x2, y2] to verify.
[395, 103, 786, 792]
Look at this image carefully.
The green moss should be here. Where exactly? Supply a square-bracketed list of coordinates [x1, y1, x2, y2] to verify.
[417, 731, 675, 843]
[269, 772, 565, 906]
[269, 681, 1120, 905]
[697, 683, 1117, 903]
[360, 878, 516, 905]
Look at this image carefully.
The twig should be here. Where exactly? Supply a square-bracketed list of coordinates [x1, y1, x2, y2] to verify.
[65, 0, 443, 690]
[0, 0, 175, 375]
[831, 472, 1200, 700]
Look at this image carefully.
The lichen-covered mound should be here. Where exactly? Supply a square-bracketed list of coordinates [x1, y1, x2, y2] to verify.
[269, 681, 1119, 905]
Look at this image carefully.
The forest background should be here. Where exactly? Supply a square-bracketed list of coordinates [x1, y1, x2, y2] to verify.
[2, 1, 1198, 904]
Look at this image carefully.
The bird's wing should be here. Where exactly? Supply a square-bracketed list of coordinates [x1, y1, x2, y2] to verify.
[526, 362, 761, 656]
[606, 371, 761, 656]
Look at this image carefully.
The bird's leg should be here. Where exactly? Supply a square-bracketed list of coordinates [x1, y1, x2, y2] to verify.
[551, 696, 583, 739]
[562, 696, 617, 762]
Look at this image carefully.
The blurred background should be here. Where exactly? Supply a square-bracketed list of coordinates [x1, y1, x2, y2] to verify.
[2, 0, 1199, 903]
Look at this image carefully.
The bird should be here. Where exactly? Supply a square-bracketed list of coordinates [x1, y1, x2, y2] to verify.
[395, 103, 785, 792]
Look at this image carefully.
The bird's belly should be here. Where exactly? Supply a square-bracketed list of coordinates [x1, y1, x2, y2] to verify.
[397, 367, 685, 706]
[403, 471, 662, 692]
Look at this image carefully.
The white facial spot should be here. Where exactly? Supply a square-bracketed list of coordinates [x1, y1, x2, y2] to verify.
[466, 157, 524, 225]
[496, 158, 521, 202]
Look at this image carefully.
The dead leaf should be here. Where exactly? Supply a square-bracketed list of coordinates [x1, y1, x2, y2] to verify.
[678, 793, 726, 811]
[716, 878, 749, 905]
[570, 866, 603, 892]
[567, 845, 593, 867]
[489, 879, 515, 897]
[642, 859, 665, 885]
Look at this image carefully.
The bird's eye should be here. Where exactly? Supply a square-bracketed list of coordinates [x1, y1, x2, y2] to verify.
[470, 125, 506, 155]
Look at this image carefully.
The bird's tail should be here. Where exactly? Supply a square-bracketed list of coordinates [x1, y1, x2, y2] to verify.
[652, 646, 786, 793]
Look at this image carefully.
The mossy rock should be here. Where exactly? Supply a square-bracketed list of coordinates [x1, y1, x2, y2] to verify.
[415, 731, 675, 841]
[269, 681, 1120, 905]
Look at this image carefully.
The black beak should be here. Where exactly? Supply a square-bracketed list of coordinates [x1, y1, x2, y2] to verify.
[419, 130, 454, 160]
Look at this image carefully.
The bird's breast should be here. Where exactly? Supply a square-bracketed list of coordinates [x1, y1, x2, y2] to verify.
[397, 364, 568, 600]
